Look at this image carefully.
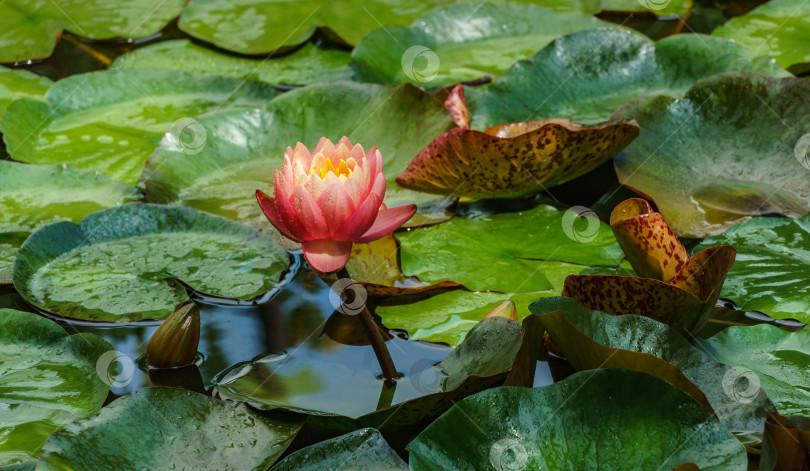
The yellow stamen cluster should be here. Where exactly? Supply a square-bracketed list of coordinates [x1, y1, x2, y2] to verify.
[310, 155, 357, 179]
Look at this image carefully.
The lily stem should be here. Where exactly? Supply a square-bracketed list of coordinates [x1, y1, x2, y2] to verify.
[336, 267, 399, 382]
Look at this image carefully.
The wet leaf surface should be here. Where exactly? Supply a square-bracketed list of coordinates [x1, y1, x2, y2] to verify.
[271, 428, 407, 470]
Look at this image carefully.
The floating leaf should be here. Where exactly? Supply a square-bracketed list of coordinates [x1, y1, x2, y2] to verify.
[396, 116, 639, 199]
[529, 297, 771, 441]
[271, 428, 407, 470]
[473, 28, 790, 127]
[0, 161, 142, 284]
[0, 309, 112, 467]
[712, 0, 810, 74]
[141, 82, 455, 244]
[111, 40, 351, 85]
[0, 0, 185, 63]
[0, 67, 50, 117]
[614, 72, 810, 238]
[694, 214, 810, 323]
[215, 316, 522, 430]
[1, 69, 279, 185]
[178, 0, 449, 55]
[37, 388, 302, 471]
[408, 369, 747, 470]
[13, 204, 289, 322]
[351, 3, 610, 88]
[698, 324, 810, 419]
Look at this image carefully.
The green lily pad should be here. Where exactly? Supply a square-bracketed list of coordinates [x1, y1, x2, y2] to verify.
[0, 161, 142, 284]
[13, 204, 289, 322]
[271, 428, 407, 470]
[177, 0, 449, 55]
[141, 82, 455, 242]
[0, 309, 112, 467]
[698, 324, 810, 419]
[614, 72, 810, 238]
[694, 215, 810, 323]
[351, 3, 610, 88]
[215, 316, 523, 430]
[713, 0, 810, 74]
[408, 369, 747, 470]
[0, 69, 279, 185]
[400, 204, 624, 292]
[601, 0, 692, 16]
[0, 0, 185, 63]
[37, 387, 302, 471]
[111, 40, 351, 85]
[473, 27, 790, 127]
[529, 297, 771, 441]
[0, 67, 50, 117]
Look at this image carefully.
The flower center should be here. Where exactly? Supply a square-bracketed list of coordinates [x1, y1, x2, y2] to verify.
[310, 156, 356, 179]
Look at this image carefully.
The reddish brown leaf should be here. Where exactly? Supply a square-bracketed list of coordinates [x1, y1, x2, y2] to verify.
[671, 245, 736, 303]
[443, 83, 469, 129]
[761, 412, 810, 471]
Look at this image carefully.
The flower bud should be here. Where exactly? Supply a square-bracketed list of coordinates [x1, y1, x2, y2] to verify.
[146, 302, 200, 368]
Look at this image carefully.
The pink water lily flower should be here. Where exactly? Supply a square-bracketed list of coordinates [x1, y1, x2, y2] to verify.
[256, 137, 416, 273]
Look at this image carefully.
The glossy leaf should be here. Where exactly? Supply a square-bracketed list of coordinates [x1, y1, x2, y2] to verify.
[0, 67, 50, 117]
[0, 309, 112, 467]
[408, 369, 748, 470]
[37, 387, 302, 471]
[13, 204, 289, 322]
[178, 0, 448, 54]
[713, 0, 810, 74]
[351, 3, 610, 88]
[111, 40, 351, 85]
[271, 428, 407, 470]
[0, 0, 185, 63]
[698, 324, 810, 418]
[614, 72, 810, 238]
[0, 161, 142, 284]
[141, 82, 455, 244]
[694, 214, 810, 323]
[529, 297, 771, 441]
[1, 69, 279, 184]
[473, 28, 790, 127]
[397, 116, 639, 199]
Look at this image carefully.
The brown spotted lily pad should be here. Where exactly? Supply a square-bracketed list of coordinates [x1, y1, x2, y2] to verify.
[563, 198, 736, 334]
[396, 86, 639, 199]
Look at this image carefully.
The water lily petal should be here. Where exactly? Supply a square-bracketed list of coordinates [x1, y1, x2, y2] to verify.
[291, 142, 313, 171]
[302, 239, 353, 273]
[357, 204, 416, 243]
[333, 193, 379, 241]
[256, 190, 301, 241]
[371, 172, 386, 201]
[318, 183, 356, 233]
[292, 185, 329, 239]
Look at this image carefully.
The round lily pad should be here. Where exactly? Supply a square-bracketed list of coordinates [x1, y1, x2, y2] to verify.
[713, 0, 810, 74]
[13, 204, 289, 322]
[614, 72, 810, 238]
[271, 428, 407, 470]
[694, 214, 810, 323]
[37, 387, 302, 471]
[0, 309, 112, 467]
[351, 3, 610, 88]
[473, 27, 790, 127]
[0, 69, 279, 185]
[408, 369, 748, 470]
[141, 82, 455, 242]
[0, 0, 186, 63]
[0, 67, 51, 117]
[0, 161, 142, 284]
[111, 40, 351, 85]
